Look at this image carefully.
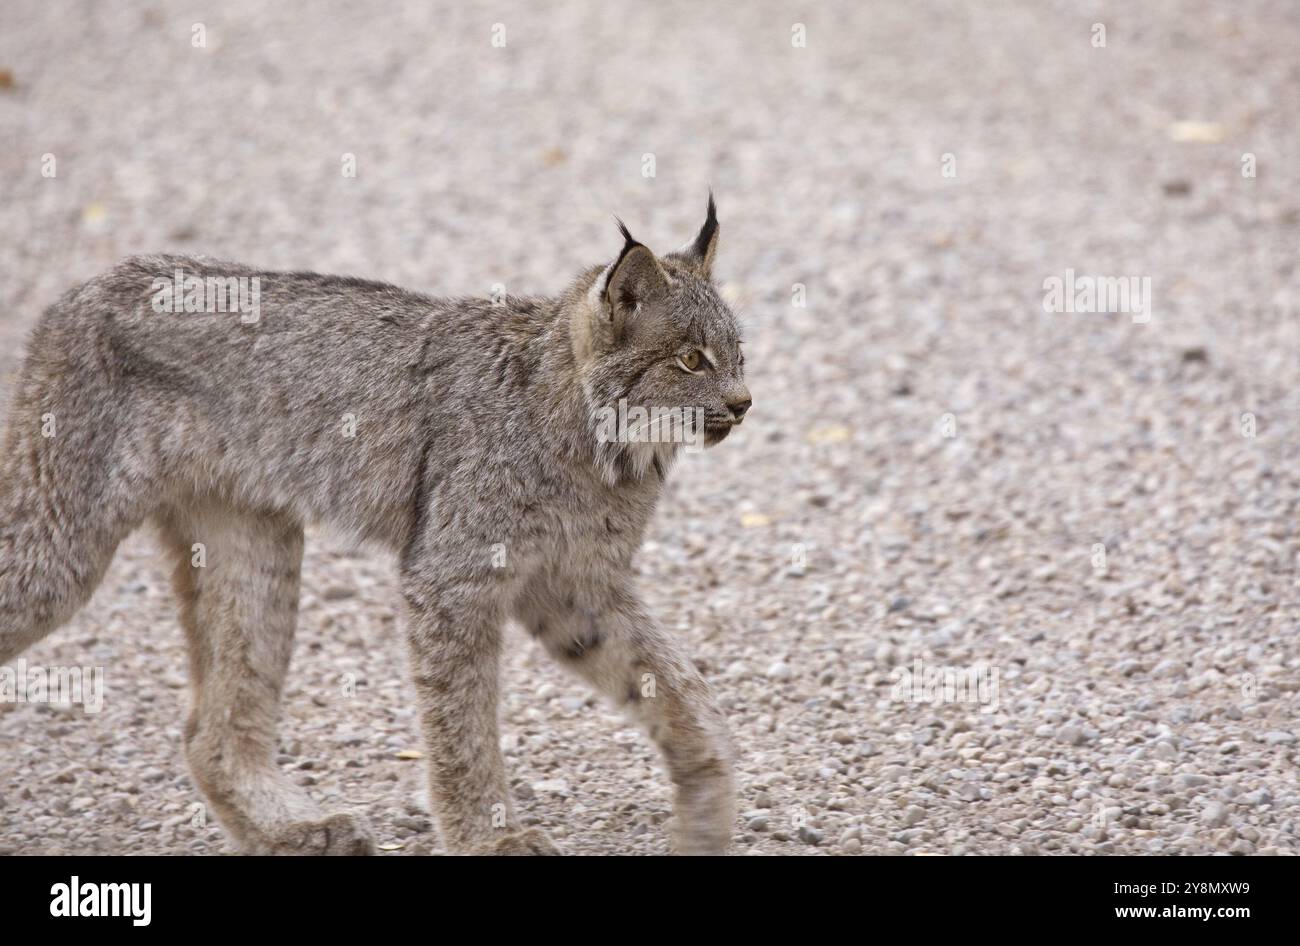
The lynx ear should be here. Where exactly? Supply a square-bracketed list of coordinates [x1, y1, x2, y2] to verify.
[602, 221, 669, 337]
[679, 192, 719, 278]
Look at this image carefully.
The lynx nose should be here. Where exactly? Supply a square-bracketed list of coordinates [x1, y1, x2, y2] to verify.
[728, 396, 751, 422]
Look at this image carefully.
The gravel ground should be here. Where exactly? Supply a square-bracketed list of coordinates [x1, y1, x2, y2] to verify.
[1, 1, 1298, 855]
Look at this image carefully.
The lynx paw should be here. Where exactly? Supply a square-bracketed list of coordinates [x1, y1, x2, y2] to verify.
[257, 812, 375, 855]
[471, 827, 562, 856]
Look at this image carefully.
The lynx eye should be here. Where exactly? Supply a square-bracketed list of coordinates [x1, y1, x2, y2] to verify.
[677, 350, 702, 372]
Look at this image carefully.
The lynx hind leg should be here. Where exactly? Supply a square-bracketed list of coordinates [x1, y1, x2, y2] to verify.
[0, 460, 133, 664]
[521, 588, 735, 855]
[159, 504, 373, 855]
[0, 351, 160, 662]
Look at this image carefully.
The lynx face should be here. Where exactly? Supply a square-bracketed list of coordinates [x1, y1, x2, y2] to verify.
[582, 196, 752, 464]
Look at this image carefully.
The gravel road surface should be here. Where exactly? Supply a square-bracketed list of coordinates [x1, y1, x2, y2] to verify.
[1, 1, 1297, 855]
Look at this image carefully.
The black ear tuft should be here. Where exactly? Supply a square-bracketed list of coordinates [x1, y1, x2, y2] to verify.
[605, 215, 644, 299]
[601, 217, 669, 330]
[692, 191, 718, 259]
[614, 215, 637, 249]
[675, 191, 720, 277]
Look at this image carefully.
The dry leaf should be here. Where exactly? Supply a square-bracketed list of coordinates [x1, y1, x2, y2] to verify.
[806, 424, 850, 444]
[1168, 121, 1224, 144]
[395, 749, 424, 760]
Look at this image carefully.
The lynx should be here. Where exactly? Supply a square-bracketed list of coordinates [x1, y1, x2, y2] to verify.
[0, 196, 750, 855]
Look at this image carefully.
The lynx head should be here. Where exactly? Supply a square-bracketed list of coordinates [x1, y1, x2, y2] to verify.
[575, 195, 751, 480]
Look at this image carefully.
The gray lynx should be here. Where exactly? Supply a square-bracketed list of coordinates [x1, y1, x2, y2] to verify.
[0, 196, 750, 855]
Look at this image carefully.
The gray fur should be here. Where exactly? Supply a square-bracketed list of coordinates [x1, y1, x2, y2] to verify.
[0, 198, 749, 855]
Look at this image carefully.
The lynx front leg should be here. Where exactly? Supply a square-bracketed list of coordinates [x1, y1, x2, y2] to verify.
[401, 577, 559, 855]
[522, 588, 735, 854]
[160, 506, 373, 855]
